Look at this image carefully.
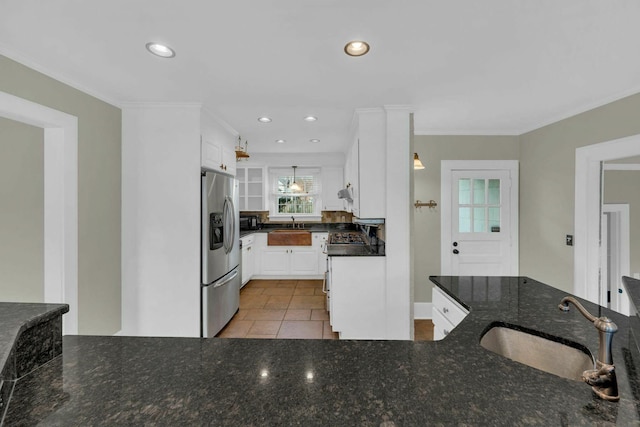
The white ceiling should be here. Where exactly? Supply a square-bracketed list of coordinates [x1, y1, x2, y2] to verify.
[2, 1, 640, 153]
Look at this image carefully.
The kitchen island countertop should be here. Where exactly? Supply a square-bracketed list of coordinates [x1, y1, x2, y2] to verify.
[4, 277, 640, 426]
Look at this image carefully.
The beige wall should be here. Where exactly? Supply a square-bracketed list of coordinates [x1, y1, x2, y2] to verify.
[0, 117, 44, 302]
[413, 136, 520, 302]
[604, 170, 640, 275]
[519, 92, 640, 292]
[414, 92, 640, 304]
[0, 55, 122, 335]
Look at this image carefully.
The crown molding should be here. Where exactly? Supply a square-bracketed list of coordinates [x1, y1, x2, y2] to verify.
[0, 43, 122, 109]
[383, 104, 415, 112]
[413, 129, 520, 136]
[120, 102, 202, 109]
[518, 86, 640, 135]
[201, 107, 239, 137]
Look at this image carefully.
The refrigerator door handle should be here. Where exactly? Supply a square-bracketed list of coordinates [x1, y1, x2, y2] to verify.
[223, 196, 235, 254]
[212, 269, 239, 289]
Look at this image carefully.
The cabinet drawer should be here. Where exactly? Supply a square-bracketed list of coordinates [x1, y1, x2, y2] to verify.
[240, 234, 255, 246]
[432, 307, 455, 341]
[432, 287, 468, 327]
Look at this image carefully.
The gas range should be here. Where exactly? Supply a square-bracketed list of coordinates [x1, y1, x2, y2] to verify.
[329, 231, 366, 245]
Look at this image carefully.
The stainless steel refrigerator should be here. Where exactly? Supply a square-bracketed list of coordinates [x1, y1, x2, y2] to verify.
[201, 170, 240, 337]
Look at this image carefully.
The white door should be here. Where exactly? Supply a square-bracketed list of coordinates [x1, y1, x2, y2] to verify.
[441, 161, 519, 276]
[600, 204, 631, 315]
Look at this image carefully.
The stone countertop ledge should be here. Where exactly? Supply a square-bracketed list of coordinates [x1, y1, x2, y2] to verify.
[4, 278, 640, 425]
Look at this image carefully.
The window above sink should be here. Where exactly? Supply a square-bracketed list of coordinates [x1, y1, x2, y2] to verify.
[268, 167, 322, 221]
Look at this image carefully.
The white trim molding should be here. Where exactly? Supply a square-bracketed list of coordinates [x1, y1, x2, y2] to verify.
[0, 90, 79, 334]
[574, 133, 640, 304]
[603, 163, 640, 171]
[413, 302, 433, 320]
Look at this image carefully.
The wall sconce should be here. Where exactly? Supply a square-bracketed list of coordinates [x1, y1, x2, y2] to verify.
[414, 153, 425, 170]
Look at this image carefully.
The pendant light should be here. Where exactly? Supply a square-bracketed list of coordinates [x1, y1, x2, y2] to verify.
[290, 166, 302, 192]
[414, 153, 425, 170]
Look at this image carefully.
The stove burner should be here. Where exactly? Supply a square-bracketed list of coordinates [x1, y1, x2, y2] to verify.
[329, 232, 366, 245]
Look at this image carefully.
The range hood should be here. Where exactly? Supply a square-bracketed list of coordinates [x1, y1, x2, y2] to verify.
[337, 188, 353, 202]
[353, 218, 385, 225]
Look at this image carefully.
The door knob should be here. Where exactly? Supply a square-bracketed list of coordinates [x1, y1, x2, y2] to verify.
[453, 249, 459, 254]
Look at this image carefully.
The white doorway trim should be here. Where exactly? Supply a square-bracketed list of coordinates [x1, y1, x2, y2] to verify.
[441, 160, 519, 275]
[0, 91, 78, 334]
[601, 204, 630, 314]
[574, 133, 640, 305]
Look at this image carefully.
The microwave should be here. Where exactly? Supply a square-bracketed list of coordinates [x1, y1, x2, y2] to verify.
[239, 215, 260, 230]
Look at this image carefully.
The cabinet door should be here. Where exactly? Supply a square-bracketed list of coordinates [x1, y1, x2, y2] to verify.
[289, 247, 318, 275]
[322, 167, 345, 211]
[349, 139, 360, 216]
[222, 146, 236, 176]
[246, 167, 264, 210]
[241, 246, 250, 285]
[260, 247, 289, 275]
[330, 256, 385, 339]
[245, 245, 255, 282]
[202, 139, 223, 172]
[313, 233, 328, 274]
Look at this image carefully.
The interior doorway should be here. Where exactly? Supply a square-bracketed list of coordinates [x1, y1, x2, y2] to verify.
[600, 204, 630, 314]
[574, 134, 640, 306]
[0, 91, 78, 334]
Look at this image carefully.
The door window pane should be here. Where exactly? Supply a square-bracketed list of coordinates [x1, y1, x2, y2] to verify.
[473, 179, 486, 204]
[459, 207, 471, 233]
[488, 179, 500, 204]
[458, 179, 470, 204]
[489, 207, 500, 232]
[473, 207, 486, 232]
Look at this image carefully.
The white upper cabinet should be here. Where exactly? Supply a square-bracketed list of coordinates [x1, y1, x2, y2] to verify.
[201, 138, 236, 175]
[237, 166, 265, 211]
[200, 110, 237, 176]
[347, 110, 386, 218]
[321, 167, 345, 211]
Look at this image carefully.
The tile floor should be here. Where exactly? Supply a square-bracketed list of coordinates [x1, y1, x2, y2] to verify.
[216, 279, 435, 341]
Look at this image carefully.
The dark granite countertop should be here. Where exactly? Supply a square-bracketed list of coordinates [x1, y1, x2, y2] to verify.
[240, 223, 355, 238]
[0, 303, 69, 378]
[5, 277, 640, 426]
[326, 243, 385, 257]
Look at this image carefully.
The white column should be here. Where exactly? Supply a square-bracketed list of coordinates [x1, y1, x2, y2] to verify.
[384, 106, 414, 340]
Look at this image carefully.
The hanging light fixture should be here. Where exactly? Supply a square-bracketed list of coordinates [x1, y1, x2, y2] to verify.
[290, 166, 302, 192]
[414, 153, 425, 170]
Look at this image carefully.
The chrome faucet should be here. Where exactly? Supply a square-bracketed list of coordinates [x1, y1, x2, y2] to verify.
[558, 296, 619, 401]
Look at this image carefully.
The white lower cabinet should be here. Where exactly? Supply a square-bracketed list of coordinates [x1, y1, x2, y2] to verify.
[330, 256, 386, 339]
[240, 235, 255, 285]
[432, 287, 469, 340]
[253, 232, 328, 277]
[259, 246, 318, 276]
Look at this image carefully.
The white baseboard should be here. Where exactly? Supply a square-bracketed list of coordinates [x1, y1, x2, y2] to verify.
[251, 275, 324, 280]
[414, 302, 433, 319]
[113, 330, 123, 336]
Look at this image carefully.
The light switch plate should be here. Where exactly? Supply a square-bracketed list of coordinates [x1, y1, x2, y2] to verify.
[566, 235, 573, 246]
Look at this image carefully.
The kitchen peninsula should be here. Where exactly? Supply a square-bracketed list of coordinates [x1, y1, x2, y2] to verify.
[4, 277, 640, 425]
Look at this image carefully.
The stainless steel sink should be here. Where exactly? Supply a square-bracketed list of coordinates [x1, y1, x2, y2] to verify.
[480, 322, 595, 381]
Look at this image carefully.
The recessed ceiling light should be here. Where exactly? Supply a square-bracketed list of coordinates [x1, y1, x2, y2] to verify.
[310, 139, 320, 143]
[276, 139, 286, 144]
[303, 116, 318, 122]
[145, 42, 175, 58]
[344, 40, 370, 57]
[258, 117, 272, 123]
